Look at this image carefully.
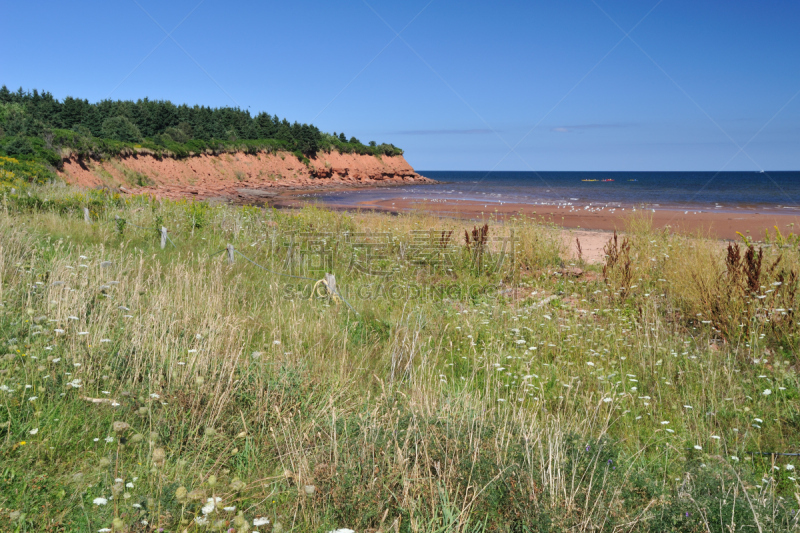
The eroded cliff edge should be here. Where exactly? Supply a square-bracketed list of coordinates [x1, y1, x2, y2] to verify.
[59, 151, 432, 201]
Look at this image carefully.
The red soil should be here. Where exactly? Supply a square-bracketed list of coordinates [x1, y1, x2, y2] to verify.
[59, 151, 432, 201]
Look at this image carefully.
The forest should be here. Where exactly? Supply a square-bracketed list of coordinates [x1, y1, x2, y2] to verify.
[0, 86, 404, 184]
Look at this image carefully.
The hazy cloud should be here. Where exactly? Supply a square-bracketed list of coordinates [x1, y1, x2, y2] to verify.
[396, 128, 494, 135]
[551, 123, 635, 133]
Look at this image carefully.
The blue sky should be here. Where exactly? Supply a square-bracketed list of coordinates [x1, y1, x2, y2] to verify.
[2, 0, 799, 170]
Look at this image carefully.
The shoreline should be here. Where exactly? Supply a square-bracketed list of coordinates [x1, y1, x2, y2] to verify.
[271, 193, 800, 242]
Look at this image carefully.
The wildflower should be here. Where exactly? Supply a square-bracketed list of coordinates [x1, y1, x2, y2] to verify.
[253, 518, 270, 526]
[104, 436, 113, 443]
[202, 496, 222, 514]
[29, 428, 38, 435]
[93, 497, 108, 506]
[602, 397, 612, 403]
[694, 445, 702, 450]
[194, 516, 209, 526]
[223, 506, 236, 512]
[660, 421, 669, 425]
[273, 340, 281, 345]
[787, 464, 796, 471]
[731, 456, 739, 462]
[112, 421, 130, 433]
[763, 389, 772, 396]
[28, 396, 37, 402]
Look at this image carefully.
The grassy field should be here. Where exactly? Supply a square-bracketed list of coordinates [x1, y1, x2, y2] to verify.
[1, 185, 800, 532]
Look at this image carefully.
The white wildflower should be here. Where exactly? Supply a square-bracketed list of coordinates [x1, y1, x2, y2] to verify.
[253, 517, 270, 526]
[93, 497, 108, 505]
[29, 428, 39, 435]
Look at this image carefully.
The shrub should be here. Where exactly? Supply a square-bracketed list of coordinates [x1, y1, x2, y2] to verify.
[102, 116, 142, 143]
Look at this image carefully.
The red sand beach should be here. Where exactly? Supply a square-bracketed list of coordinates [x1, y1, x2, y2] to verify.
[276, 195, 800, 241]
[274, 194, 800, 264]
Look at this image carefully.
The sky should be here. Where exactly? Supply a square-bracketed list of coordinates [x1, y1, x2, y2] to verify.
[2, 0, 799, 171]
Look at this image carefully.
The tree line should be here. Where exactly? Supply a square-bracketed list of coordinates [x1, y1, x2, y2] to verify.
[0, 86, 404, 170]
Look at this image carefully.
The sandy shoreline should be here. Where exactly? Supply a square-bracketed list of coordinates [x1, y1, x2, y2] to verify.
[274, 195, 800, 241]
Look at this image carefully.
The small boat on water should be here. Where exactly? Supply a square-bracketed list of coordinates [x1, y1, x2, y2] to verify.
[581, 179, 598, 182]
[601, 179, 614, 182]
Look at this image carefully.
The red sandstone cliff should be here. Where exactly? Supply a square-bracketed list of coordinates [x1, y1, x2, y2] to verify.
[59, 151, 431, 200]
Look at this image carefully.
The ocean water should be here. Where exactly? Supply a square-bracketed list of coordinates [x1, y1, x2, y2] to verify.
[310, 171, 800, 213]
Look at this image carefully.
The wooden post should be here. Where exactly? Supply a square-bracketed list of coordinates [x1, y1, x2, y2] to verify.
[83, 208, 91, 224]
[227, 244, 235, 264]
[325, 273, 337, 296]
[161, 227, 167, 249]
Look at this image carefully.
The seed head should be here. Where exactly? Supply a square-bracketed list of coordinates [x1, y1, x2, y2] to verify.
[112, 421, 130, 433]
[152, 447, 166, 467]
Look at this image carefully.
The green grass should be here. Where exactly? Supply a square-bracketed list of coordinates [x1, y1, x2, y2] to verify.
[0, 185, 799, 532]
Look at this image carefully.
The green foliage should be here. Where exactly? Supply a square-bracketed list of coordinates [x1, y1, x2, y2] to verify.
[0, 155, 56, 187]
[3, 135, 34, 155]
[0, 85, 401, 159]
[101, 115, 142, 143]
[184, 200, 211, 229]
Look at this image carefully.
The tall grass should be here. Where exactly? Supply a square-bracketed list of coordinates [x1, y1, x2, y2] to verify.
[0, 186, 799, 532]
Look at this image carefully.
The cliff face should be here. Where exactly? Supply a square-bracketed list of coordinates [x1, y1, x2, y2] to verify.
[59, 151, 431, 200]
